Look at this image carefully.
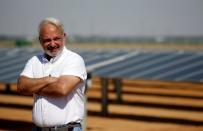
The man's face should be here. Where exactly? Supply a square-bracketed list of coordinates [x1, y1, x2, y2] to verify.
[39, 24, 65, 57]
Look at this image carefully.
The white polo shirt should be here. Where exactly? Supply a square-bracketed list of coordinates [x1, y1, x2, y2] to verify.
[20, 47, 87, 127]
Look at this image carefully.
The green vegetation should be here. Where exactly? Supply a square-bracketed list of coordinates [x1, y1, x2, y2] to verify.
[15, 39, 32, 47]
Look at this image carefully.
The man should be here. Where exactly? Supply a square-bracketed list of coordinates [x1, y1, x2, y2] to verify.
[17, 17, 87, 131]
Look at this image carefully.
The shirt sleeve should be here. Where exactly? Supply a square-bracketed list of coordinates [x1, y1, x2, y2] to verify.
[61, 54, 87, 81]
[20, 57, 34, 78]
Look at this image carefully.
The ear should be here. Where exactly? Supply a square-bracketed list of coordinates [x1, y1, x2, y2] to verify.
[39, 37, 42, 44]
[39, 37, 44, 46]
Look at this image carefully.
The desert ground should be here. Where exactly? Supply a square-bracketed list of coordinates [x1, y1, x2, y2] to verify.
[0, 77, 203, 131]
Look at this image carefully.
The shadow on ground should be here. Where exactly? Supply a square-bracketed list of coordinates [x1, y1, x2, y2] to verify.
[88, 111, 203, 126]
[0, 119, 34, 131]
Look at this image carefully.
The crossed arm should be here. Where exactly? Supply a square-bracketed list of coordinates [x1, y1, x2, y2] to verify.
[17, 75, 81, 97]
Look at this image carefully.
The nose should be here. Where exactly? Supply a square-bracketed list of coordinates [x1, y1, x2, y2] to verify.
[49, 39, 56, 46]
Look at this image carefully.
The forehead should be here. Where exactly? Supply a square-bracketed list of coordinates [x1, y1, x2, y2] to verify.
[40, 23, 62, 37]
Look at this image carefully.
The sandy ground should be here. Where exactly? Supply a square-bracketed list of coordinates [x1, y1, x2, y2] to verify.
[0, 89, 203, 131]
[0, 101, 203, 131]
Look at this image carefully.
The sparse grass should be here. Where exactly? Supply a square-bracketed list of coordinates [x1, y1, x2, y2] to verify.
[0, 40, 16, 47]
[67, 42, 203, 52]
[1, 40, 203, 52]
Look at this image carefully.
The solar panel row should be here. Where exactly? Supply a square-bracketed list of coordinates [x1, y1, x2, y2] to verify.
[92, 51, 203, 82]
[0, 48, 202, 83]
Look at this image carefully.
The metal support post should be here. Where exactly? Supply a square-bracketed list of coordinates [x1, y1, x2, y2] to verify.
[101, 77, 109, 116]
[113, 78, 122, 103]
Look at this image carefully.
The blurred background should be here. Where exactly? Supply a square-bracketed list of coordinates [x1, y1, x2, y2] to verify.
[0, 0, 203, 131]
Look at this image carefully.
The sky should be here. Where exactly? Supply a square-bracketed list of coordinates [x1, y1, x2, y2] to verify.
[0, 0, 203, 39]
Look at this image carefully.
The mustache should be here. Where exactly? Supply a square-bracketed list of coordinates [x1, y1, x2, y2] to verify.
[47, 45, 60, 50]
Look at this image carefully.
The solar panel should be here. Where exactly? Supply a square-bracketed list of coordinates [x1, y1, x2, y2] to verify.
[92, 50, 203, 82]
[0, 48, 202, 83]
[0, 48, 131, 83]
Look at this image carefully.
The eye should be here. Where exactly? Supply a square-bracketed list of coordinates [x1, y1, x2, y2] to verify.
[53, 37, 62, 42]
[40, 36, 63, 44]
[42, 38, 51, 43]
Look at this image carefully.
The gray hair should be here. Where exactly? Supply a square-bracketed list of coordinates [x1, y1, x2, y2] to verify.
[38, 17, 65, 36]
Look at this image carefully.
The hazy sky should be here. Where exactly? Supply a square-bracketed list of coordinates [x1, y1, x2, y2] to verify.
[0, 0, 203, 38]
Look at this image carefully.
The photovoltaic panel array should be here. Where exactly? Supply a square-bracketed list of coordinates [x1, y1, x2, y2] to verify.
[0, 48, 41, 83]
[0, 48, 130, 83]
[92, 50, 203, 82]
[0, 48, 202, 83]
